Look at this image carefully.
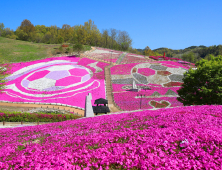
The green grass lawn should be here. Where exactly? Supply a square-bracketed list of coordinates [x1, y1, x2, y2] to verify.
[0, 37, 59, 63]
[0, 37, 91, 63]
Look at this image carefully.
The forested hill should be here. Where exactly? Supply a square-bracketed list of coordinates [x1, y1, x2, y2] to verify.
[1, 19, 221, 64]
[137, 45, 222, 63]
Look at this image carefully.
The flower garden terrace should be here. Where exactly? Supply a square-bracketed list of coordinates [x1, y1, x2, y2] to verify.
[82, 47, 197, 111]
[0, 105, 221, 169]
[0, 47, 197, 113]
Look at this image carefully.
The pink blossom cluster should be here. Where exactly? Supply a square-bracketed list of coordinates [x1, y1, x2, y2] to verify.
[87, 48, 123, 63]
[110, 63, 139, 75]
[121, 54, 150, 64]
[0, 105, 221, 169]
[159, 61, 193, 69]
[112, 84, 183, 110]
[149, 56, 182, 61]
[78, 58, 110, 80]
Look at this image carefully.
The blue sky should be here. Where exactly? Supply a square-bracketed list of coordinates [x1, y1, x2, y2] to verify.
[1, 0, 222, 50]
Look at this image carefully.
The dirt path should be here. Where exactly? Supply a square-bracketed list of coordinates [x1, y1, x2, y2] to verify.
[104, 64, 122, 112]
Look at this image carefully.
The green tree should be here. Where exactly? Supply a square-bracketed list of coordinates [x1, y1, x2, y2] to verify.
[0, 23, 4, 36]
[16, 29, 29, 41]
[204, 54, 215, 61]
[61, 24, 73, 43]
[182, 52, 196, 63]
[102, 29, 109, 48]
[117, 31, 132, 51]
[73, 44, 84, 56]
[58, 36, 64, 44]
[144, 46, 155, 56]
[177, 55, 222, 106]
[17, 19, 35, 41]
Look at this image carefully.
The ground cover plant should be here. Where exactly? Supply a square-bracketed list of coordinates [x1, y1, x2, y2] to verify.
[0, 56, 107, 110]
[120, 53, 151, 64]
[110, 61, 196, 110]
[0, 105, 221, 169]
[87, 48, 123, 63]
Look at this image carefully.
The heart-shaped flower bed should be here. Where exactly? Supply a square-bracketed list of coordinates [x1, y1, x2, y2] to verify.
[149, 100, 171, 108]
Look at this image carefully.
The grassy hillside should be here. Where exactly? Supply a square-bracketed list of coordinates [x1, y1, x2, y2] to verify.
[0, 37, 60, 63]
[0, 37, 91, 63]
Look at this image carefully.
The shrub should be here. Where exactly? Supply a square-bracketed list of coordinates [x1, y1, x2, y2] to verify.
[73, 44, 84, 56]
[0, 111, 82, 122]
[177, 55, 222, 106]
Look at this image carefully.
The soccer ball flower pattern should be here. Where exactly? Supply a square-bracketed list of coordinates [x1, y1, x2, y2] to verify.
[111, 61, 194, 110]
[0, 57, 107, 109]
[23, 65, 91, 91]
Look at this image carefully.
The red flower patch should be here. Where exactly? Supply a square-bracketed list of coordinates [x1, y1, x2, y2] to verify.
[157, 71, 172, 76]
[132, 68, 137, 73]
[62, 44, 69, 47]
[150, 100, 170, 108]
[163, 82, 183, 87]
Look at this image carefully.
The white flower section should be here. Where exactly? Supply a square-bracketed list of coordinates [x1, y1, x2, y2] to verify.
[111, 74, 132, 80]
[134, 63, 151, 68]
[8, 60, 70, 77]
[91, 49, 119, 54]
[5, 80, 99, 98]
[0, 67, 7, 71]
[87, 62, 103, 73]
[166, 67, 188, 75]
[47, 65, 75, 71]
[28, 78, 56, 90]
[146, 74, 170, 85]
[127, 55, 144, 58]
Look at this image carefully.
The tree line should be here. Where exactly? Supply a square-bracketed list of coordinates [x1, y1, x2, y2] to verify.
[151, 45, 222, 63]
[1, 20, 222, 63]
[0, 19, 133, 52]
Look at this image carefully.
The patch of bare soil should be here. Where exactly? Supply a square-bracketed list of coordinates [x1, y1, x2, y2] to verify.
[12, 52, 21, 55]
[0, 106, 36, 112]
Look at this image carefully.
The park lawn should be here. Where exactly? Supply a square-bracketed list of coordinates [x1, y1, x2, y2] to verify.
[0, 37, 60, 63]
[0, 37, 92, 63]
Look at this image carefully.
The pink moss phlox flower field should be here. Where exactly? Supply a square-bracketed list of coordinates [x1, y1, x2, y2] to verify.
[0, 57, 108, 109]
[0, 105, 221, 169]
[110, 63, 139, 75]
[113, 90, 183, 111]
[120, 53, 151, 64]
[159, 61, 193, 69]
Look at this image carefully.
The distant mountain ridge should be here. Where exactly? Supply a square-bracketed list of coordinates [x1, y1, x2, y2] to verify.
[136, 45, 222, 63]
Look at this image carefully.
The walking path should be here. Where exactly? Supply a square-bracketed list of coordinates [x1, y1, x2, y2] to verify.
[115, 52, 127, 64]
[81, 47, 122, 112]
[104, 64, 122, 112]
